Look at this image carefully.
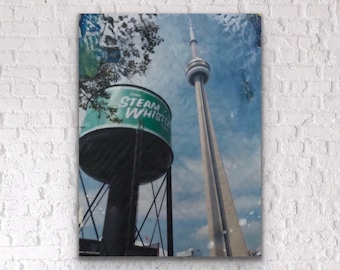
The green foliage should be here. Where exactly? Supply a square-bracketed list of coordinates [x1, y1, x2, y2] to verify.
[79, 37, 102, 77]
[79, 14, 164, 123]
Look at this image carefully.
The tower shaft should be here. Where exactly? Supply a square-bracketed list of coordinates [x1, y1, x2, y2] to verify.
[186, 19, 248, 256]
[195, 76, 248, 256]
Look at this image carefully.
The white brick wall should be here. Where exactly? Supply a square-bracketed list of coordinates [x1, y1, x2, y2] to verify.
[0, 0, 339, 269]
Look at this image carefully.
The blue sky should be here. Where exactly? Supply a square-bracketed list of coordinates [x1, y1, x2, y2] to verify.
[79, 14, 262, 256]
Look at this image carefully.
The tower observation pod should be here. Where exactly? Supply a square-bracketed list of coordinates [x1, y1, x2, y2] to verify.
[79, 84, 173, 256]
[185, 19, 248, 257]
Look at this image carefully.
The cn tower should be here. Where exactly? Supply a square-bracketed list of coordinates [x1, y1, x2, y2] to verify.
[185, 19, 248, 257]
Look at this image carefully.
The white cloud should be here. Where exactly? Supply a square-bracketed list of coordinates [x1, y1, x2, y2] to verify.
[234, 195, 261, 215]
[193, 224, 209, 240]
[173, 198, 207, 220]
[239, 218, 247, 227]
[207, 241, 215, 250]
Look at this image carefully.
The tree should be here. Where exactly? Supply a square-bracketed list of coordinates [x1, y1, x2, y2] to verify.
[79, 14, 164, 122]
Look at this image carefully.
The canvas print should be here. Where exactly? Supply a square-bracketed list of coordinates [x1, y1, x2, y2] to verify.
[78, 13, 262, 257]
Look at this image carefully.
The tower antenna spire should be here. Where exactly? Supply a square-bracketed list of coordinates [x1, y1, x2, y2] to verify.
[188, 17, 198, 58]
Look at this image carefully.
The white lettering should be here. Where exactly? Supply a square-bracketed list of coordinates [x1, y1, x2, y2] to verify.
[143, 100, 151, 109]
[150, 102, 160, 111]
[126, 107, 144, 119]
[129, 97, 138, 106]
[143, 109, 153, 118]
[136, 99, 144, 107]
[120, 95, 170, 129]
[119, 96, 129, 107]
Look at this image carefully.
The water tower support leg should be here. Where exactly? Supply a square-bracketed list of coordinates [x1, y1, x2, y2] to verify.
[166, 167, 174, 256]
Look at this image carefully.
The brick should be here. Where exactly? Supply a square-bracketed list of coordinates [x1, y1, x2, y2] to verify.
[62, 19, 81, 38]
[27, 111, 51, 127]
[280, 185, 313, 198]
[314, 185, 339, 198]
[275, 66, 318, 80]
[330, 49, 340, 64]
[280, 139, 304, 155]
[303, 127, 338, 140]
[266, 35, 298, 48]
[300, 49, 328, 64]
[264, 19, 286, 35]
[281, 112, 312, 125]
[4, 113, 27, 128]
[0, 38, 25, 50]
[299, 35, 319, 49]
[277, 48, 299, 63]
[29, 200, 53, 218]
[24, 172, 49, 185]
[265, 109, 279, 125]
[4, 199, 29, 217]
[0, 98, 21, 111]
[286, 81, 307, 95]
[51, 110, 76, 127]
[52, 142, 76, 156]
[304, 139, 328, 155]
[20, 261, 50, 270]
[37, 158, 69, 171]
[2, 216, 38, 246]
[4, 142, 27, 156]
[314, 112, 336, 126]
[0, 248, 12, 261]
[308, 20, 333, 35]
[151, 5, 189, 14]
[20, 128, 65, 141]
[56, 49, 75, 65]
[37, 83, 58, 97]
[41, 67, 70, 82]
[275, 96, 319, 111]
[317, 156, 340, 170]
[0, 22, 38, 35]
[28, 142, 53, 159]
[1, 51, 13, 65]
[16, 52, 57, 65]
[115, 5, 157, 14]
[12, 83, 35, 96]
[324, 66, 340, 79]
[14, 5, 54, 21]
[323, 96, 340, 111]
[24, 38, 68, 51]
[0, 6, 13, 20]
[12, 246, 59, 260]
[263, 49, 275, 63]
[285, 20, 308, 35]
[58, 83, 77, 96]
[267, 0, 292, 3]
[327, 34, 340, 48]
[38, 21, 63, 36]
[6, 67, 40, 80]
[271, 5, 299, 18]
[306, 5, 331, 18]
[308, 81, 332, 95]
[328, 141, 340, 156]
[0, 234, 12, 247]
[23, 98, 67, 111]
[57, 5, 100, 21]
[0, 83, 11, 96]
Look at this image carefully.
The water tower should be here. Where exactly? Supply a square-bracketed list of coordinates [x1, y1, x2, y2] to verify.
[79, 84, 173, 256]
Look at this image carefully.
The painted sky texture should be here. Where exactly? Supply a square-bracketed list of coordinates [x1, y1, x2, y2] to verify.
[79, 14, 262, 256]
